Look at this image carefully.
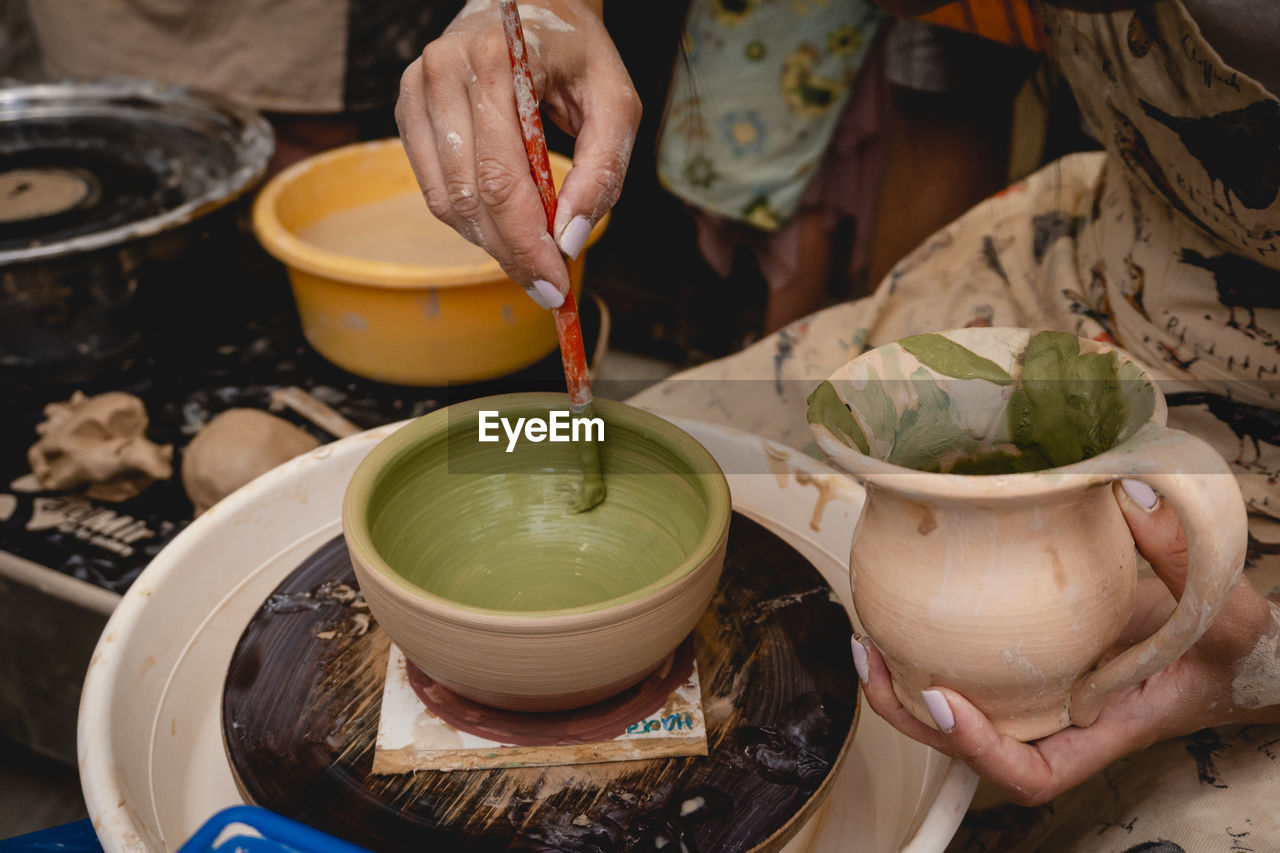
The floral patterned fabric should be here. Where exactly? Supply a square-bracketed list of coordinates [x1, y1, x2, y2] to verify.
[656, 0, 883, 231]
[633, 1, 1280, 848]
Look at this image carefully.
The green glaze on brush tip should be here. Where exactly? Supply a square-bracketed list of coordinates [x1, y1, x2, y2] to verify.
[361, 398, 724, 612]
[571, 406, 607, 513]
[900, 333, 1014, 385]
[572, 465, 607, 513]
[806, 380, 869, 453]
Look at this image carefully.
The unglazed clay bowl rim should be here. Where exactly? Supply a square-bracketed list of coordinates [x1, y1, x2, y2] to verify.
[810, 327, 1171, 502]
[342, 392, 732, 626]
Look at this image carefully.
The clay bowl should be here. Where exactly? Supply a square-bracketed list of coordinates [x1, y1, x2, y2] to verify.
[252, 139, 608, 385]
[342, 393, 731, 712]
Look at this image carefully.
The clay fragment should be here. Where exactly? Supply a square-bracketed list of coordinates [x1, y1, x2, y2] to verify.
[28, 391, 173, 501]
[182, 408, 320, 515]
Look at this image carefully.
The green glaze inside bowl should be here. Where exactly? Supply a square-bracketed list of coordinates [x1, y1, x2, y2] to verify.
[344, 394, 730, 615]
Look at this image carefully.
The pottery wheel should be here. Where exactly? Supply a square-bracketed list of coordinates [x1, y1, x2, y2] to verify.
[0, 145, 174, 249]
[222, 513, 858, 852]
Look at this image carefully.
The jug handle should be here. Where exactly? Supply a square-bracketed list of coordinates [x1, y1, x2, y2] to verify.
[1069, 426, 1247, 727]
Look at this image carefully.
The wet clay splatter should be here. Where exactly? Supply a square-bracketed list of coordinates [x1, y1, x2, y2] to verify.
[1232, 602, 1280, 709]
[793, 471, 838, 532]
[762, 442, 791, 489]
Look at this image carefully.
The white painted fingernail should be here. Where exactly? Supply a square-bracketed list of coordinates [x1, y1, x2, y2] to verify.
[1121, 479, 1158, 511]
[522, 283, 553, 309]
[557, 215, 592, 260]
[922, 689, 955, 733]
[851, 637, 869, 685]
[532, 279, 564, 309]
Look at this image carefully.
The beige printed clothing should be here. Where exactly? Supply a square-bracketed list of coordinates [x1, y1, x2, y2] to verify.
[633, 1, 1280, 849]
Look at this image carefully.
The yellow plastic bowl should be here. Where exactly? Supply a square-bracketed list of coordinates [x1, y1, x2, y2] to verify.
[252, 138, 607, 385]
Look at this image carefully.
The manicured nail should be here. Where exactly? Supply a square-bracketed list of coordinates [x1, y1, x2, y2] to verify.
[525, 279, 564, 310]
[522, 283, 553, 309]
[1121, 479, 1158, 511]
[851, 636, 869, 684]
[922, 689, 955, 733]
[557, 215, 592, 260]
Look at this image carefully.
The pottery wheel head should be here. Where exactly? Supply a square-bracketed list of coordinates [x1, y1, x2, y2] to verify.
[0, 167, 100, 223]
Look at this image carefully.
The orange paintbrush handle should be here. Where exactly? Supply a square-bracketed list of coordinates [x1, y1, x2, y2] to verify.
[498, 0, 592, 409]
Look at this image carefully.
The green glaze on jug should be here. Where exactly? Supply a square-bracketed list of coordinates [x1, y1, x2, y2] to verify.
[1006, 330, 1150, 468]
[807, 329, 1157, 475]
[806, 380, 869, 453]
[900, 333, 1013, 385]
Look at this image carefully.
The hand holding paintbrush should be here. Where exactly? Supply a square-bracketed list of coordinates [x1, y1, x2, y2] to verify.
[395, 0, 639, 510]
[498, 0, 605, 510]
[394, 0, 638, 309]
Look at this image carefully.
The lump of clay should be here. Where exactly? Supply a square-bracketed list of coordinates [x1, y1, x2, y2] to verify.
[182, 408, 320, 515]
[28, 391, 174, 502]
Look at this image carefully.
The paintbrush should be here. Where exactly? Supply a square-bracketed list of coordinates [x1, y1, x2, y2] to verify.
[498, 0, 605, 512]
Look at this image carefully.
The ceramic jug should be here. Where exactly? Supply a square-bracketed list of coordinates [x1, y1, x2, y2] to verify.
[807, 328, 1247, 741]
